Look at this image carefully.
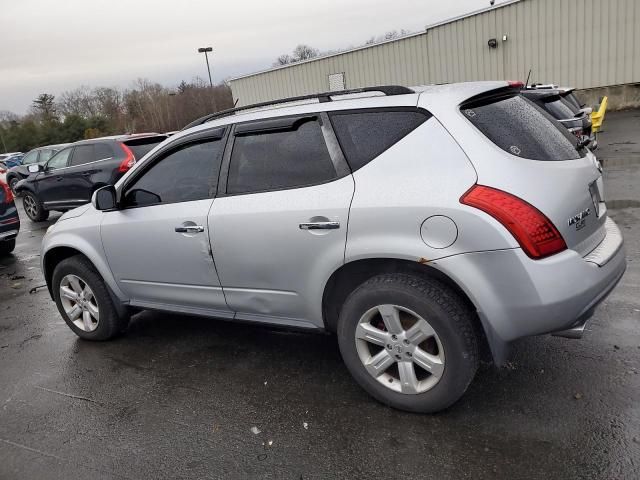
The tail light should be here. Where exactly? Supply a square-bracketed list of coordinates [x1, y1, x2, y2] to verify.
[508, 80, 524, 88]
[118, 143, 136, 172]
[1, 180, 14, 204]
[461, 185, 567, 259]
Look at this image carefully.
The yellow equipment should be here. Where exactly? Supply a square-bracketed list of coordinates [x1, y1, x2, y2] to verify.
[591, 96, 608, 133]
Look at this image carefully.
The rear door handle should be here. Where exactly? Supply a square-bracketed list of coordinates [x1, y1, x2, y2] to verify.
[299, 221, 340, 230]
[175, 225, 205, 233]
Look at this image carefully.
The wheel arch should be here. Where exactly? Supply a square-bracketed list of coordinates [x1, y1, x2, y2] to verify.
[14, 179, 36, 196]
[42, 245, 128, 317]
[322, 257, 500, 364]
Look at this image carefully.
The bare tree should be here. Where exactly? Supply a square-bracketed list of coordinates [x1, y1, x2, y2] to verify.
[274, 44, 319, 65]
[365, 29, 411, 45]
[273, 54, 293, 66]
[292, 44, 319, 61]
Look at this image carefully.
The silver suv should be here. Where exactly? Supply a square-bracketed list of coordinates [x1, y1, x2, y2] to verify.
[41, 82, 626, 412]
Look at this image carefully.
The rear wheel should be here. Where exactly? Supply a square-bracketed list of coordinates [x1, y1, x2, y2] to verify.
[0, 239, 16, 256]
[337, 273, 478, 413]
[52, 255, 129, 340]
[22, 192, 49, 222]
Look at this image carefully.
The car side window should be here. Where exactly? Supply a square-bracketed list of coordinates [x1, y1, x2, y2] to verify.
[21, 151, 39, 165]
[95, 144, 113, 160]
[329, 109, 430, 172]
[227, 117, 336, 195]
[70, 145, 94, 166]
[46, 148, 73, 170]
[122, 138, 224, 208]
[39, 149, 55, 163]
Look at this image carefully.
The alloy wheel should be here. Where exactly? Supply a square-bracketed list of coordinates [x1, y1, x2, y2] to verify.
[23, 195, 38, 219]
[355, 304, 445, 394]
[59, 274, 100, 332]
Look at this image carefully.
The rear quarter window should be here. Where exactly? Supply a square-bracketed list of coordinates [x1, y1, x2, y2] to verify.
[461, 94, 585, 161]
[329, 109, 430, 172]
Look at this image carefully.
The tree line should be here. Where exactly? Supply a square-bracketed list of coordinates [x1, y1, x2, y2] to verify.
[0, 78, 233, 153]
[273, 30, 413, 66]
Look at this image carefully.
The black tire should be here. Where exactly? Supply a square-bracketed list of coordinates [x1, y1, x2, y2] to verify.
[0, 239, 16, 255]
[52, 255, 129, 341]
[22, 192, 49, 222]
[337, 273, 478, 413]
[8, 177, 19, 196]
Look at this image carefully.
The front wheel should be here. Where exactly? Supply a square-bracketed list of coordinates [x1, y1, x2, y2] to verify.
[22, 192, 49, 222]
[337, 273, 479, 413]
[52, 255, 129, 340]
[9, 177, 19, 196]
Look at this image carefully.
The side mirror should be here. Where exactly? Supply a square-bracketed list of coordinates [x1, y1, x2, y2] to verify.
[28, 164, 43, 174]
[92, 185, 117, 211]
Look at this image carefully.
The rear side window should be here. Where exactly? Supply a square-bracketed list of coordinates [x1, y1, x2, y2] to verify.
[227, 117, 336, 194]
[329, 109, 429, 172]
[123, 138, 224, 207]
[462, 94, 585, 160]
[124, 136, 166, 160]
[70, 145, 94, 166]
[95, 143, 113, 159]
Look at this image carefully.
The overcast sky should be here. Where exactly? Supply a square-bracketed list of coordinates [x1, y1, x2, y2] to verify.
[0, 0, 504, 114]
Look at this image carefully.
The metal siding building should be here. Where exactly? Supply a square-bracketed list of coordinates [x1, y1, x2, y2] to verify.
[228, 0, 640, 106]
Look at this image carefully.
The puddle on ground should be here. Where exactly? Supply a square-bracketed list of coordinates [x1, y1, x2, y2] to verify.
[606, 199, 640, 209]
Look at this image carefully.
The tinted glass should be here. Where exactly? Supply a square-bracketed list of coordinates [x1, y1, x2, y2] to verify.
[47, 148, 72, 169]
[542, 97, 579, 119]
[70, 145, 94, 166]
[124, 139, 223, 207]
[95, 143, 113, 159]
[227, 118, 336, 194]
[330, 110, 428, 171]
[462, 94, 585, 160]
[21, 151, 39, 165]
[124, 137, 166, 160]
[562, 92, 582, 110]
[38, 149, 55, 163]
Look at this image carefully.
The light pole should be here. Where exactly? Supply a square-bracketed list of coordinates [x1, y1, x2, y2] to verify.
[197, 47, 213, 88]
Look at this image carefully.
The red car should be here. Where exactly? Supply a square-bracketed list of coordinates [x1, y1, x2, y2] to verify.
[0, 178, 20, 255]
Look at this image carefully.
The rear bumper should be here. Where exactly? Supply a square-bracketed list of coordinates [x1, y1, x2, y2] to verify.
[435, 217, 626, 344]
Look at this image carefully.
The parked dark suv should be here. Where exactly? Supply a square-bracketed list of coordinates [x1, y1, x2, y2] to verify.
[16, 134, 166, 222]
[6, 143, 69, 194]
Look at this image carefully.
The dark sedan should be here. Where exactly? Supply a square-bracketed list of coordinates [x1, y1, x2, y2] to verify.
[0, 178, 20, 255]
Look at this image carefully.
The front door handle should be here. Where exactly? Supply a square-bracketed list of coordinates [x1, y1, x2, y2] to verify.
[175, 225, 205, 233]
[299, 221, 340, 230]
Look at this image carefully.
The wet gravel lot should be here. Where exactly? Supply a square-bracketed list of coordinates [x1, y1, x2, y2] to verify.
[1, 111, 639, 479]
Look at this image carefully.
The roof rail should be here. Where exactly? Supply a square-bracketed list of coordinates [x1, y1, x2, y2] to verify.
[181, 85, 415, 130]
